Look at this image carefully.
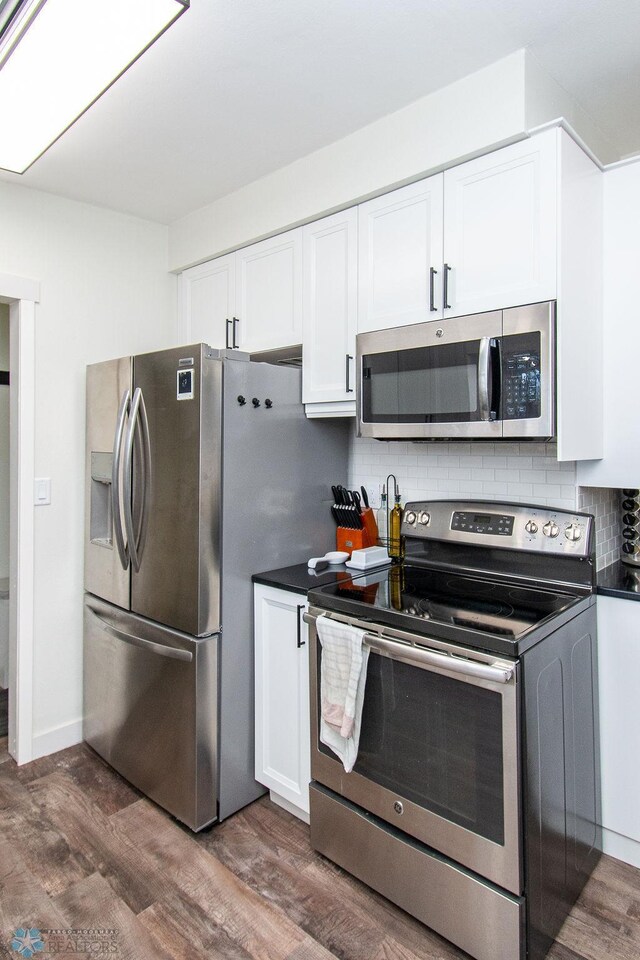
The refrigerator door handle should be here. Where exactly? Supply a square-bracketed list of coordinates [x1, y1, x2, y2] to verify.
[123, 387, 149, 572]
[87, 604, 193, 662]
[111, 389, 131, 570]
[134, 388, 152, 565]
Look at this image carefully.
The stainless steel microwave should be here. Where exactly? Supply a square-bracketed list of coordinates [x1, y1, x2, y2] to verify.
[357, 301, 555, 440]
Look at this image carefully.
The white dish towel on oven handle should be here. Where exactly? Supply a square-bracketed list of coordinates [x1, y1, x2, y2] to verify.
[317, 614, 370, 773]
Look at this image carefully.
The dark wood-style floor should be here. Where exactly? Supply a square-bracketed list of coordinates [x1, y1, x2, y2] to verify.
[0, 739, 639, 960]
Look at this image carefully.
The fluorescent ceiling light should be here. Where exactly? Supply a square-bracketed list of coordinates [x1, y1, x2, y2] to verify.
[0, 0, 188, 174]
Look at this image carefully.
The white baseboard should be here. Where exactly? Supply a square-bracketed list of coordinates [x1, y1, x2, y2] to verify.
[269, 790, 310, 824]
[601, 827, 640, 870]
[30, 718, 83, 762]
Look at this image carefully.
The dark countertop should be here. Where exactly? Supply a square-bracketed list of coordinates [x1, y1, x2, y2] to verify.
[252, 561, 351, 596]
[597, 560, 640, 601]
[257, 558, 640, 604]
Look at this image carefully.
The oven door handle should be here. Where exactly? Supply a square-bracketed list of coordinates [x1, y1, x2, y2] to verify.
[363, 633, 514, 683]
[304, 613, 514, 684]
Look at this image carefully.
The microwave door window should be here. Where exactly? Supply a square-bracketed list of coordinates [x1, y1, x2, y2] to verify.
[362, 342, 482, 424]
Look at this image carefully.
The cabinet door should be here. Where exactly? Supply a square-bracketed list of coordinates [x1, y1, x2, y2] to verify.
[358, 175, 444, 333]
[597, 595, 640, 866]
[235, 229, 303, 353]
[254, 585, 310, 818]
[177, 254, 235, 349]
[303, 209, 357, 407]
[443, 132, 557, 318]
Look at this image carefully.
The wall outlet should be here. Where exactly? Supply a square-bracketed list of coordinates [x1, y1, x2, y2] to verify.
[363, 484, 380, 509]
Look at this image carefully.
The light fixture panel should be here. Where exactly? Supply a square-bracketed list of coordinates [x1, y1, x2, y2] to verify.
[0, 0, 188, 174]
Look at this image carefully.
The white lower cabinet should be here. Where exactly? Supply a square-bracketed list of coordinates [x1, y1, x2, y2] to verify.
[254, 584, 310, 821]
[597, 594, 640, 867]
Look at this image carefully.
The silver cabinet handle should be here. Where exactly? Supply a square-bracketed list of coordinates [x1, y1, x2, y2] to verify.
[111, 389, 130, 570]
[345, 354, 354, 393]
[443, 262, 452, 310]
[429, 267, 438, 312]
[296, 604, 306, 648]
[123, 387, 151, 572]
[88, 605, 193, 662]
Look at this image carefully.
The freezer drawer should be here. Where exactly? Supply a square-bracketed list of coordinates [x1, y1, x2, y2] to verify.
[83, 595, 218, 831]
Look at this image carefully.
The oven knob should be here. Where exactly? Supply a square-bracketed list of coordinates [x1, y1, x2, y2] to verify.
[525, 520, 538, 534]
[543, 521, 560, 538]
[564, 523, 582, 542]
[418, 511, 431, 526]
[404, 511, 417, 526]
[393, 801, 404, 815]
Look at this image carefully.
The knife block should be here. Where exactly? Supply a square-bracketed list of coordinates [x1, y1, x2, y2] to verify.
[336, 525, 376, 556]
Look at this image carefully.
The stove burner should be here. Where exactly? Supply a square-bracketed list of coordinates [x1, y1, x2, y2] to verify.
[417, 597, 516, 620]
[445, 577, 498, 596]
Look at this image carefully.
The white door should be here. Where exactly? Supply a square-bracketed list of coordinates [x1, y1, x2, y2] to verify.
[254, 585, 310, 818]
[358, 175, 444, 333]
[302, 208, 358, 406]
[235, 229, 303, 353]
[442, 132, 557, 318]
[177, 254, 236, 349]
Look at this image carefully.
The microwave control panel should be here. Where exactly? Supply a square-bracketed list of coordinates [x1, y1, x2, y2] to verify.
[503, 352, 541, 420]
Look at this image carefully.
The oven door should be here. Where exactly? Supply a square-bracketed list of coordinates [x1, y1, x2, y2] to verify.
[307, 608, 522, 895]
[357, 311, 502, 439]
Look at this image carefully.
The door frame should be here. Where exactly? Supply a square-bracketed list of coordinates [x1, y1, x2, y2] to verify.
[1, 272, 39, 764]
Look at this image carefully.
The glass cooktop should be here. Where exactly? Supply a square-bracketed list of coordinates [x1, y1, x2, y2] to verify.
[310, 563, 581, 643]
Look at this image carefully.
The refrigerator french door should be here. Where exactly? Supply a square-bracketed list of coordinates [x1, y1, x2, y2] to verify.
[84, 345, 221, 636]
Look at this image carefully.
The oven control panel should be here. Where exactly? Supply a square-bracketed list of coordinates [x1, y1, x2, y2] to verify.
[401, 500, 593, 557]
[451, 511, 515, 536]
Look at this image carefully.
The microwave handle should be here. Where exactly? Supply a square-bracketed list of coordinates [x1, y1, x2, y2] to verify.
[478, 337, 499, 422]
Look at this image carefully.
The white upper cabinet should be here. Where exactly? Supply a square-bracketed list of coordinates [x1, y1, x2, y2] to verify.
[356, 132, 557, 334]
[177, 253, 236, 349]
[234, 228, 303, 353]
[442, 131, 557, 318]
[358, 176, 444, 333]
[302, 208, 358, 413]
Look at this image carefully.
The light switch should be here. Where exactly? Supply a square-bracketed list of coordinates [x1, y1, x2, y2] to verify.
[34, 477, 51, 505]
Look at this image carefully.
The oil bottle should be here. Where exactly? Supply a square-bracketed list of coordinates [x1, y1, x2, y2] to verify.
[377, 485, 388, 548]
[388, 489, 404, 561]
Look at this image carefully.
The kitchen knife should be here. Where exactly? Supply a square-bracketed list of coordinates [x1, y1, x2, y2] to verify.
[361, 486, 369, 509]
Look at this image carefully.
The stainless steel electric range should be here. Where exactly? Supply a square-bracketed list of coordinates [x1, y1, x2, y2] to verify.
[306, 500, 601, 960]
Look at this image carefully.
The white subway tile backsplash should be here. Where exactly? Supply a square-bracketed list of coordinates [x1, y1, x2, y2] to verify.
[578, 486, 623, 570]
[349, 428, 578, 512]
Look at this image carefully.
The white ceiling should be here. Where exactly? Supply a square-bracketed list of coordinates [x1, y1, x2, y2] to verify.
[2, 0, 639, 224]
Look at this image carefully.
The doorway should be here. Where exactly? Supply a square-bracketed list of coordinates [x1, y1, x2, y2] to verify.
[1, 273, 39, 764]
[0, 303, 8, 737]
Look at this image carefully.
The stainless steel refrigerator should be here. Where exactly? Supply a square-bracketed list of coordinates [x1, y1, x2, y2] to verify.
[83, 344, 348, 830]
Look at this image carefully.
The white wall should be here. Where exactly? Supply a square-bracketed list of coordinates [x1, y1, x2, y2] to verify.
[0, 182, 176, 755]
[169, 51, 529, 271]
[0, 304, 8, 580]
